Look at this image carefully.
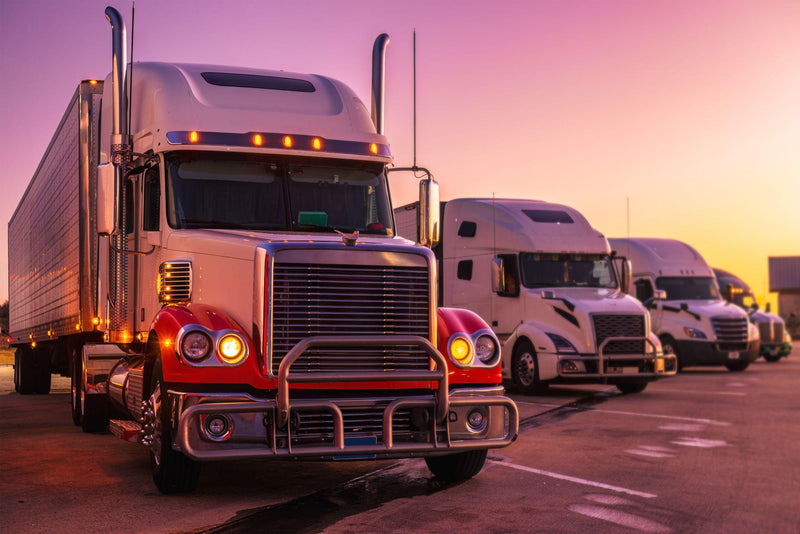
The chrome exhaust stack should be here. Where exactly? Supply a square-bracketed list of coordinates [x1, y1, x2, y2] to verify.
[370, 34, 390, 135]
[105, 6, 132, 341]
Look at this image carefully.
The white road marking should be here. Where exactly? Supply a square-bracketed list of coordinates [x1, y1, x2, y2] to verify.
[568, 504, 672, 533]
[513, 399, 730, 426]
[487, 460, 657, 499]
[671, 437, 728, 448]
[648, 388, 746, 397]
[658, 423, 707, 432]
[584, 494, 637, 506]
[625, 448, 675, 459]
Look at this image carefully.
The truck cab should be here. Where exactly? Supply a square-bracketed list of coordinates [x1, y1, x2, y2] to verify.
[396, 198, 676, 394]
[609, 238, 760, 371]
[714, 268, 792, 362]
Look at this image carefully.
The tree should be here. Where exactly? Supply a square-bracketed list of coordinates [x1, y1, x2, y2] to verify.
[0, 300, 8, 335]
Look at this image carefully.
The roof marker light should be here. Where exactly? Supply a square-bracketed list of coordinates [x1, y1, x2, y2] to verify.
[253, 134, 264, 146]
[189, 131, 199, 143]
[282, 136, 294, 148]
[312, 137, 323, 150]
[369, 143, 378, 155]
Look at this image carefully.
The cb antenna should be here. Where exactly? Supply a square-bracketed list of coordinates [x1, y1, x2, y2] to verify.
[127, 2, 135, 141]
[413, 28, 417, 170]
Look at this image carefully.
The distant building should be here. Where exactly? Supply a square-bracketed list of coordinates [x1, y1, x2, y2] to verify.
[769, 256, 800, 337]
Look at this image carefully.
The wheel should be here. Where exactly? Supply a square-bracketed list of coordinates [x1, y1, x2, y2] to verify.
[511, 340, 548, 395]
[13, 350, 21, 393]
[424, 449, 488, 482]
[725, 360, 750, 372]
[16, 347, 37, 394]
[763, 355, 781, 363]
[147, 358, 200, 494]
[71, 348, 82, 426]
[616, 382, 648, 394]
[660, 335, 681, 371]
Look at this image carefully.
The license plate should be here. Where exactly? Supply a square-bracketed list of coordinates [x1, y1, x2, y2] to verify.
[608, 366, 638, 374]
[728, 352, 740, 360]
[769, 348, 778, 356]
[333, 436, 377, 460]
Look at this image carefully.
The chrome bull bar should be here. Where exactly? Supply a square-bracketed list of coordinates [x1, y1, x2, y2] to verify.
[276, 335, 449, 427]
[557, 336, 678, 377]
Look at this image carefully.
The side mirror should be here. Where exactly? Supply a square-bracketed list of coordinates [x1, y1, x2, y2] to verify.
[765, 302, 772, 313]
[653, 289, 667, 301]
[97, 163, 115, 235]
[611, 257, 632, 294]
[418, 178, 440, 248]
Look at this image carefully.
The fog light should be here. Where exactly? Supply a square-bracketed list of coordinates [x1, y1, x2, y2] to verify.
[203, 414, 232, 441]
[466, 408, 487, 433]
[656, 358, 665, 373]
[562, 360, 579, 373]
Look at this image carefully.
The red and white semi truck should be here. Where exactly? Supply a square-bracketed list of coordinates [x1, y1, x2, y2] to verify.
[8, 7, 517, 493]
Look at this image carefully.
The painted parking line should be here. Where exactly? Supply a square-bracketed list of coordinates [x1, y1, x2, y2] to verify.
[487, 460, 657, 499]
[650, 388, 746, 397]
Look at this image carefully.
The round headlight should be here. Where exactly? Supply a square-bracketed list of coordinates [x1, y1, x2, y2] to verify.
[181, 331, 212, 362]
[450, 336, 474, 366]
[218, 333, 246, 365]
[475, 334, 498, 364]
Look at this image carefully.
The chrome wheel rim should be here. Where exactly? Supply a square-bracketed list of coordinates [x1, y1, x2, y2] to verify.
[516, 352, 536, 386]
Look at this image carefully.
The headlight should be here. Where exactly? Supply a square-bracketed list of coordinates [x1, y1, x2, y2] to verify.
[546, 333, 578, 354]
[449, 336, 474, 366]
[181, 331, 212, 362]
[683, 327, 707, 339]
[475, 334, 498, 364]
[218, 333, 247, 365]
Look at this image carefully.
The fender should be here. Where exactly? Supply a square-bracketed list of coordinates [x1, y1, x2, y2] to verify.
[437, 307, 502, 385]
[501, 319, 564, 381]
[148, 303, 267, 388]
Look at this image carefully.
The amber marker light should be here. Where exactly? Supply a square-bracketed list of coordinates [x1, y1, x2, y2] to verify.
[312, 137, 323, 150]
[450, 336, 474, 366]
[282, 135, 294, 148]
[31, 341, 37, 348]
[253, 133, 264, 146]
[89, 80, 98, 85]
[189, 131, 200, 143]
[369, 143, 379, 155]
[218, 333, 247, 365]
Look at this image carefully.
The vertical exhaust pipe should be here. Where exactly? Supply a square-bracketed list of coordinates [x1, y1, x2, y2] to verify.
[371, 34, 389, 135]
[105, 6, 132, 341]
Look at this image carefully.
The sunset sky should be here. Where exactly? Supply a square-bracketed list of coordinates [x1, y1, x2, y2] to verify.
[1, 0, 798, 308]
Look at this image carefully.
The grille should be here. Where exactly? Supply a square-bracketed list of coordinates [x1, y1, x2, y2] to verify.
[293, 405, 423, 442]
[158, 262, 192, 303]
[711, 316, 748, 344]
[758, 321, 784, 345]
[593, 314, 646, 354]
[270, 262, 431, 375]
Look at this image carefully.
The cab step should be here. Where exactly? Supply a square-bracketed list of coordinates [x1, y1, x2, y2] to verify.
[109, 419, 142, 443]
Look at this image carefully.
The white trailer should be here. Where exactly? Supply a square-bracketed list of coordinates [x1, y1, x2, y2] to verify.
[395, 198, 676, 394]
[608, 238, 760, 371]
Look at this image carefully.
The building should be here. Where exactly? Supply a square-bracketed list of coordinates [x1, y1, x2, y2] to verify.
[769, 256, 800, 337]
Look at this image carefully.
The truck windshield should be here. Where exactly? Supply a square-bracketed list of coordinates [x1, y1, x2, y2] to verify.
[656, 277, 720, 300]
[165, 152, 393, 234]
[519, 253, 618, 289]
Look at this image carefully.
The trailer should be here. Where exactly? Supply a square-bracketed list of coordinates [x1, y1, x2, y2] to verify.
[8, 7, 517, 493]
[395, 198, 676, 395]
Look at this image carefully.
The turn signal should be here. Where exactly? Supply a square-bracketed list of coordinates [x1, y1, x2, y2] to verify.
[450, 336, 473, 366]
[218, 333, 246, 364]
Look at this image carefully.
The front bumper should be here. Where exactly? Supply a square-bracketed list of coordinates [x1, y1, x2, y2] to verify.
[173, 388, 518, 461]
[675, 340, 760, 367]
[759, 343, 792, 358]
[555, 336, 678, 382]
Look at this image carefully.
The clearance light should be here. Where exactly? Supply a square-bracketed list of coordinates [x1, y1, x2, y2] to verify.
[369, 143, 379, 155]
[253, 134, 264, 146]
[92, 317, 101, 326]
[189, 131, 199, 143]
[31, 341, 37, 348]
[218, 333, 246, 364]
[311, 137, 323, 150]
[76, 324, 81, 331]
[282, 135, 294, 148]
[89, 80, 98, 85]
[450, 336, 473, 366]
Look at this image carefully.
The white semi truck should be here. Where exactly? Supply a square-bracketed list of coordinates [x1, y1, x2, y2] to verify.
[714, 268, 792, 362]
[7, 7, 518, 493]
[608, 238, 760, 371]
[395, 198, 676, 395]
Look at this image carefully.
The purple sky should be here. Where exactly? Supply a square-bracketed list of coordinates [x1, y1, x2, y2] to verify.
[2, 0, 799, 306]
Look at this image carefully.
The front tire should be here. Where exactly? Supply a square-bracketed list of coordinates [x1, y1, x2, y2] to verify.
[424, 449, 488, 482]
[763, 354, 781, 363]
[148, 358, 200, 494]
[725, 360, 750, 372]
[616, 382, 648, 394]
[511, 340, 548, 395]
[16, 347, 38, 394]
[660, 335, 681, 371]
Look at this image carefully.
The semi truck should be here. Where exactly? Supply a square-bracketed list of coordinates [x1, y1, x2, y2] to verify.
[395, 198, 676, 395]
[8, 7, 518, 493]
[714, 268, 792, 362]
[608, 238, 760, 371]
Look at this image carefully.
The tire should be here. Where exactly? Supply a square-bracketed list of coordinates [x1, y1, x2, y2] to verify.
[725, 360, 750, 372]
[511, 340, 548, 395]
[72, 346, 109, 432]
[424, 449, 488, 483]
[13, 350, 21, 393]
[616, 382, 648, 394]
[763, 355, 781, 363]
[71, 348, 82, 426]
[16, 347, 37, 395]
[148, 358, 200, 494]
[660, 335, 681, 371]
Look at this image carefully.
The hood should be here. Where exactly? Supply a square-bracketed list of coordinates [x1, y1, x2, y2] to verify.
[749, 309, 785, 325]
[666, 298, 747, 320]
[527, 287, 645, 314]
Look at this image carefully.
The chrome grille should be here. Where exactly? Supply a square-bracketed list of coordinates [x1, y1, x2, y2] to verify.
[758, 320, 784, 345]
[593, 314, 646, 354]
[270, 262, 431, 375]
[293, 406, 420, 441]
[158, 261, 192, 303]
[712, 316, 748, 344]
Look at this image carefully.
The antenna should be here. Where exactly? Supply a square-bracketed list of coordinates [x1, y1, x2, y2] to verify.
[127, 2, 135, 140]
[492, 193, 497, 257]
[413, 28, 417, 169]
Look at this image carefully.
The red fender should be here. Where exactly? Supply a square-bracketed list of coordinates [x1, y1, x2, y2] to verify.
[149, 304, 269, 387]
[437, 307, 503, 385]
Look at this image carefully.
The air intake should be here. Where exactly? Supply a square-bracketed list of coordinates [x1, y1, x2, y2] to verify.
[158, 262, 192, 304]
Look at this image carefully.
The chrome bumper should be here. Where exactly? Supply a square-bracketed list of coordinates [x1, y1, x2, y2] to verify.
[557, 337, 678, 379]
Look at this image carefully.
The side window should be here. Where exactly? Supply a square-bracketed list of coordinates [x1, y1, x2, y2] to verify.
[497, 253, 520, 298]
[635, 278, 653, 302]
[457, 221, 477, 237]
[457, 260, 473, 280]
[122, 178, 135, 235]
[143, 166, 160, 231]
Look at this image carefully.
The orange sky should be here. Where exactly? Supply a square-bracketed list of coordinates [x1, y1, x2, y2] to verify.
[1, 0, 798, 309]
